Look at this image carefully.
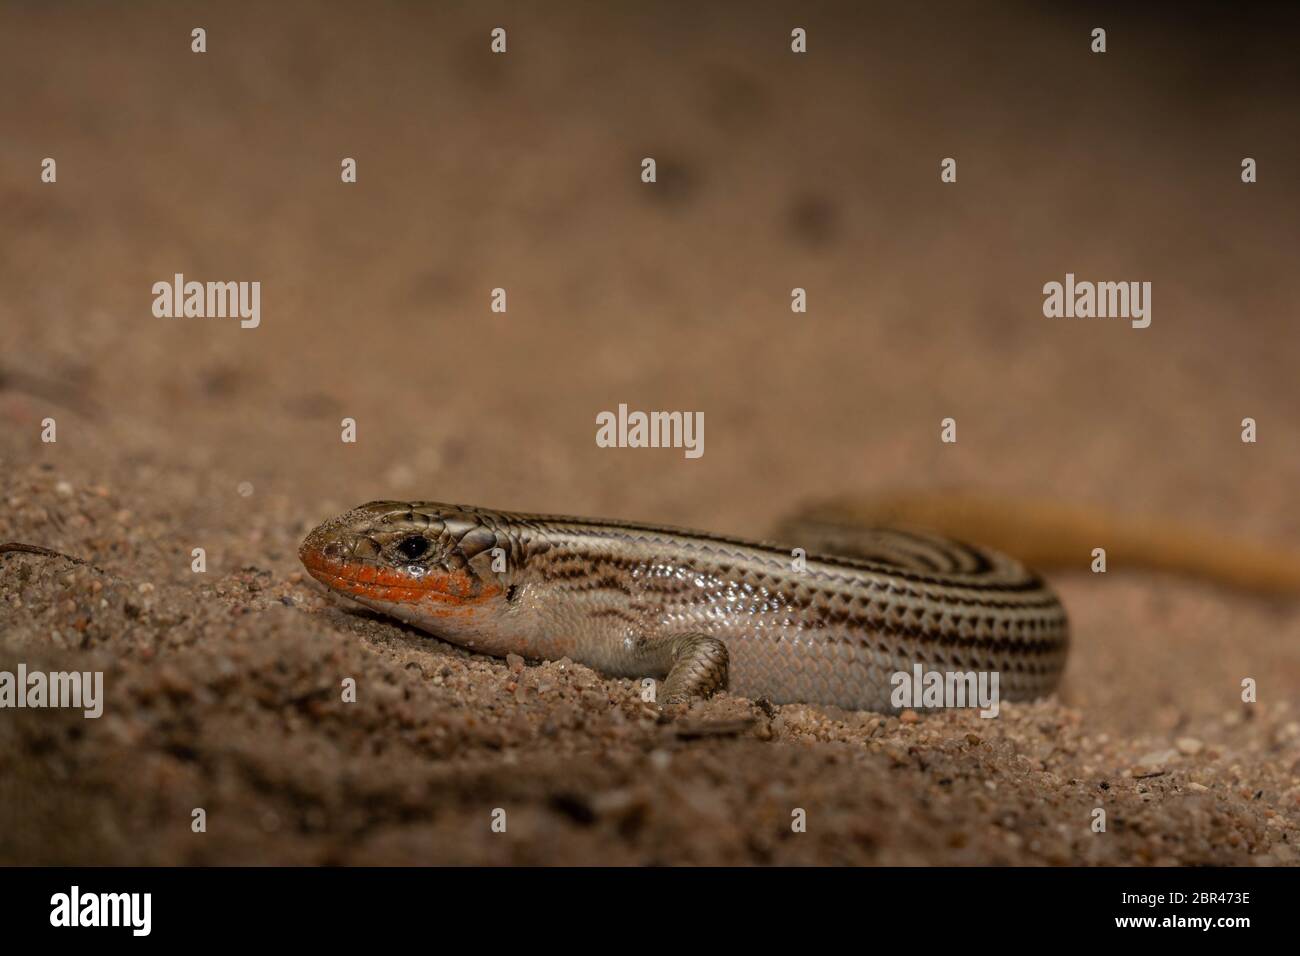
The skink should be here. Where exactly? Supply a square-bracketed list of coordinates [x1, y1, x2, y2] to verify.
[298, 500, 1069, 712]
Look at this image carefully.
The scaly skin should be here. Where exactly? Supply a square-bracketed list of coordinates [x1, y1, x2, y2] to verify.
[299, 500, 1069, 712]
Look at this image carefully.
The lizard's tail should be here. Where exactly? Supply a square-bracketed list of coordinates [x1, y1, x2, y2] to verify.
[777, 492, 1300, 595]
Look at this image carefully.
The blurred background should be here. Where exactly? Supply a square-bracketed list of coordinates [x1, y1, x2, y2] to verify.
[3, 0, 1298, 536]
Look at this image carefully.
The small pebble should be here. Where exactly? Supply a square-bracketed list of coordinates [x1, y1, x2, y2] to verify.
[1137, 748, 1179, 768]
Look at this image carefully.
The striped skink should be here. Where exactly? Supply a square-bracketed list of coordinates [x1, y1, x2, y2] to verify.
[299, 501, 1069, 712]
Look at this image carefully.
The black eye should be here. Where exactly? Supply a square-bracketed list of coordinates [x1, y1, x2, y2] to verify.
[396, 535, 429, 561]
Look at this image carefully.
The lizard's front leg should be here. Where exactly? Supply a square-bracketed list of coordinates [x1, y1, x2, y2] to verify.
[633, 632, 730, 705]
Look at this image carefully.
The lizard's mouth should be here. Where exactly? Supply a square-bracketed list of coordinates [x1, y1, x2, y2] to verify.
[299, 534, 500, 610]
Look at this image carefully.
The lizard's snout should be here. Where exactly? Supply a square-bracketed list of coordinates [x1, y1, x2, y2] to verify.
[297, 526, 345, 586]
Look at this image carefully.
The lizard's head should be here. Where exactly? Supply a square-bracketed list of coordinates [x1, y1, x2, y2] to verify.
[298, 501, 513, 631]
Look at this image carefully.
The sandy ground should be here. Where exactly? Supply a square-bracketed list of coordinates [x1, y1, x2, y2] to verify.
[1, 2, 1298, 865]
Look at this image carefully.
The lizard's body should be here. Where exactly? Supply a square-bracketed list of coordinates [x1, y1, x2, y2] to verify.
[299, 500, 1068, 711]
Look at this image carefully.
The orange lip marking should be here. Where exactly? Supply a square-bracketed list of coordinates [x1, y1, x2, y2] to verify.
[300, 546, 502, 613]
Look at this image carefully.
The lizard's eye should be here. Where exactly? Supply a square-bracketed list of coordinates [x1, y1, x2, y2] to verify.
[396, 535, 430, 561]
